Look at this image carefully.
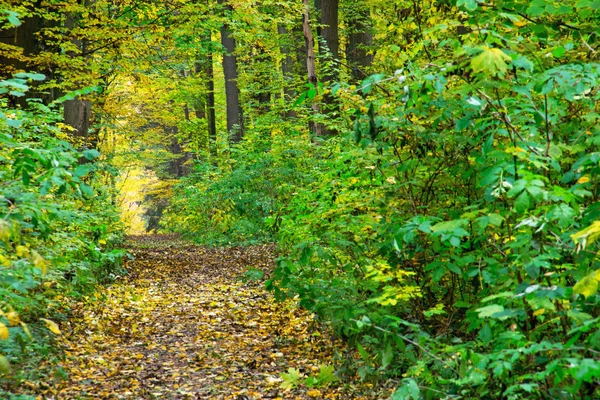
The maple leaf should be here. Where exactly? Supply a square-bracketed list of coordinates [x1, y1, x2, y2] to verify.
[470, 46, 512, 76]
[280, 367, 303, 389]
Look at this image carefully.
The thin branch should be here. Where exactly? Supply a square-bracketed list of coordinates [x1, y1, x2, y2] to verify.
[349, 318, 458, 373]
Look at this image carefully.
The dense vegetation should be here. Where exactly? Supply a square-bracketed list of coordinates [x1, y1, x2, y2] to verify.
[2, 0, 600, 398]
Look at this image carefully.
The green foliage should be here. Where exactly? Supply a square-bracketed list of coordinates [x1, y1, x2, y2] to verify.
[0, 74, 124, 390]
[164, 0, 600, 398]
[162, 129, 309, 245]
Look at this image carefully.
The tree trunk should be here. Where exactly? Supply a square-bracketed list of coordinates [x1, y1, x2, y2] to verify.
[196, 32, 217, 155]
[302, 0, 323, 136]
[0, 1, 44, 106]
[63, 2, 93, 146]
[278, 24, 297, 119]
[316, 0, 339, 136]
[346, 1, 373, 81]
[218, 0, 243, 143]
[64, 99, 92, 141]
[0, 7, 41, 76]
[320, 0, 339, 60]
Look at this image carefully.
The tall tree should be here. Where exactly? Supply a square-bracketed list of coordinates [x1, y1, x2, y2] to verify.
[302, 0, 323, 136]
[218, 0, 243, 143]
[345, 0, 373, 81]
[194, 37, 217, 155]
[315, 0, 339, 136]
[63, 2, 94, 148]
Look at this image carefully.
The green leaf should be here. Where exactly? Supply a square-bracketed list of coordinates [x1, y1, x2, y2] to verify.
[515, 191, 530, 213]
[457, 0, 478, 11]
[392, 379, 420, 400]
[572, 359, 600, 382]
[316, 364, 338, 385]
[548, 204, 575, 228]
[357, 342, 370, 362]
[431, 218, 469, 233]
[79, 183, 94, 198]
[82, 149, 101, 160]
[476, 304, 504, 318]
[7, 15, 21, 27]
[552, 46, 566, 58]
[280, 367, 303, 389]
[14, 72, 45, 81]
[5, 119, 22, 128]
[381, 341, 393, 368]
[512, 56, 534, 72]
[471, 47, 512, 76]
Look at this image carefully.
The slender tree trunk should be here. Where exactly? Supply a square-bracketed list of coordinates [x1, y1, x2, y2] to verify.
[251, 44, 271, 114]
[346, 1, 373, 81]
[320, 0, 339, 61]
[0, 6, 41, 75]
[0, 0, 44, 106]
[218, 0, 243, 143]
[63, 2, 93, 146]
[278, 24, 297, 119]
[313, 0, 339, 136]
[302, 0, 323, 136]
[196, 32, 217, 155]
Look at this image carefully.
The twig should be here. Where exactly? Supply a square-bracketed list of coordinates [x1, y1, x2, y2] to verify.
[349, 318, 458, 373]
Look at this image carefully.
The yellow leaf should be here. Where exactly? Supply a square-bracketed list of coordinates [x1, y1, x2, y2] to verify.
[578, 176, 590, 184]
[15, 245, 29, 258]
[572, 222, 600, 250]
[513, 19, 528, 27]
[0, 323, 8, 340]
[6, 312, 20, 326]
[40, 318, 61, 335]
[0, 254, 9, 267]
[307, 389, 321, 397]
[471, 46, 512, 76]
[0, 220, 11, 242]
[31, 251, 47, 274]
[20, 322, 32, 339]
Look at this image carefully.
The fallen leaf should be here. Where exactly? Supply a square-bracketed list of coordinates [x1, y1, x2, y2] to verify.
[40, 318, 61, 335]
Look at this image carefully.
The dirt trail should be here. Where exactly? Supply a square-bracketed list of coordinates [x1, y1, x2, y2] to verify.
[40, 235, 370, 399]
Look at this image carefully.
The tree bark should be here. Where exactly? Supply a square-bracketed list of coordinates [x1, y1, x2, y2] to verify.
[320, 0, 339, 60]
[218, 0, 243, 143]
[63, 1, 93, 146]
[195, 31, 217, 155]
[302, 0, 323, 136]
[346, 1, 373, 81]
[278, 24, 299, 119]
[316, 0, 339, 136]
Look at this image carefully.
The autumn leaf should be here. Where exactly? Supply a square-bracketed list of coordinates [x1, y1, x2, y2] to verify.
[40, 318, 61, 335]
[573, 270, 600, 299]
[0, 220, 11, 242]
[31, 251, 48, 274]
[0, 323, 9, 340]
[6, 312, 20, 326]
[471, 46, 512, 76]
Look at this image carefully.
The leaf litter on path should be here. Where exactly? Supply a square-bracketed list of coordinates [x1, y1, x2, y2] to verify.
[29, 235, 385, 399]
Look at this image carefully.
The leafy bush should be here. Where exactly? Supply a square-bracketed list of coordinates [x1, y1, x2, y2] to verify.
[0, 73, 124, 390]
[163, 128, 310, 245]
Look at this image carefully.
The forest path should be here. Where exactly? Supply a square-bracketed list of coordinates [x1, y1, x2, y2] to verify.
[49, 235, 358, 399]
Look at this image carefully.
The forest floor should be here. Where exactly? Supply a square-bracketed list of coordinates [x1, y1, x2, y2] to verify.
[26, 235, 389, 399]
